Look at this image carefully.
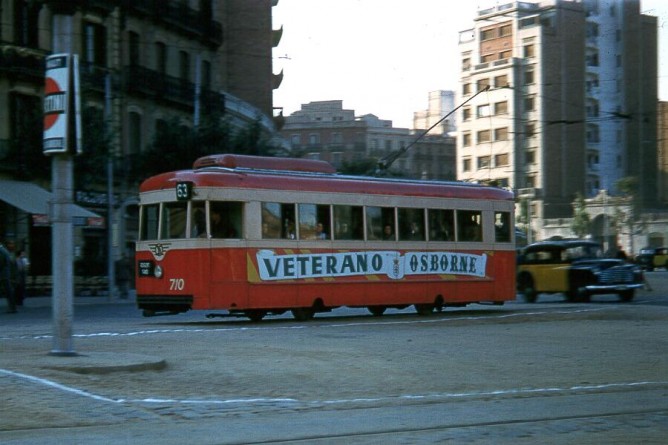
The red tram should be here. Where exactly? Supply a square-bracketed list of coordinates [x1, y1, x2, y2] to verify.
[135, 154, 516, 320]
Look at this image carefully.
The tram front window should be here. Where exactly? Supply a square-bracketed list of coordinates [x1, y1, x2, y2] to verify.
[140, 204, 159, 240]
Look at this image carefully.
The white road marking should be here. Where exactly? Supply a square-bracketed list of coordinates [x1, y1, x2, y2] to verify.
[4, 307, 609, 341]
[1, 367, 666, 408]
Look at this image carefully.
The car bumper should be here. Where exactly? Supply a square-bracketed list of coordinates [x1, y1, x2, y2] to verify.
[585, 283, 644, 292]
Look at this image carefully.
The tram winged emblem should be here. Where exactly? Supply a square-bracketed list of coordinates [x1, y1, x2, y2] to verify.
[148, 243, 172, 260]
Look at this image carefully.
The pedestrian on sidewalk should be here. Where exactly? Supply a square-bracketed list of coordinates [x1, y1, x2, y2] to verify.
[115, 254, 132, 299]
[0, 240, 17, 313]
[14, 249, 29, 306]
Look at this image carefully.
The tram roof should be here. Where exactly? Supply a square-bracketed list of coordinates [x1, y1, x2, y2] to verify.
[139, 154, 514, 201]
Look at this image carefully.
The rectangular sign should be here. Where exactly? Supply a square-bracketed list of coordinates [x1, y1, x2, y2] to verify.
[43, 54, 82, 155]
[255, 249, 488, 282]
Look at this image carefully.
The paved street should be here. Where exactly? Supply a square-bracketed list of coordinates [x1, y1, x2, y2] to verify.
[1, 273, 667, 444]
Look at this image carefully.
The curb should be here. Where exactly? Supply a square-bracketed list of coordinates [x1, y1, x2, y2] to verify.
[13, 352, 167, 375]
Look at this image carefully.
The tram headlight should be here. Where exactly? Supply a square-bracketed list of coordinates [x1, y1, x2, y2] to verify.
[154, 265, 163, 278]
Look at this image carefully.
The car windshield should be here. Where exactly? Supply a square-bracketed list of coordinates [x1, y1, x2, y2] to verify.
[563, 244, 602, 261]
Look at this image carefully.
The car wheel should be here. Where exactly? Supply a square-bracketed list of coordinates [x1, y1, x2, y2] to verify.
[619, 290, 635, 302]
[517, 274, 538, 303]
[574, 287, 591, 302]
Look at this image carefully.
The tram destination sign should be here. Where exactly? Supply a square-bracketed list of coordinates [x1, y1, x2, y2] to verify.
[255, 249, 487, 281]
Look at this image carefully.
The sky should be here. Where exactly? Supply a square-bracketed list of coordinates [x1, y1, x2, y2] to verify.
[272, 0, 668, 129]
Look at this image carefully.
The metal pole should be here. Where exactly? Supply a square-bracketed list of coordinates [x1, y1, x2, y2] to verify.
[106, 73, 115, 301]
[50, 13, 76, 356]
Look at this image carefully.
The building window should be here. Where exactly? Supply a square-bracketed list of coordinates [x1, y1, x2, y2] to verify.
[477, 156, 491, 169]
[331, 132, 343, 144]
[499, 24, 512, 37]
[586, 52, 599, 67]
[526, 149, 536, 164]
[524, 69, 535, 84]
[524, 96, 535, 111]
[128, 31, 139, 66]
[291, 134, 300, 145]
[477, 130, 491, 144]
[481, 28, 495, 41]
[494, 101, 508, 115]
[525, 123, 536, 138]
[179, 50, 190, 80]
[462, 158, 471, 172]
[463, 83, 472, 95]
[14, 0, 40, 47]
[477, 78, 490, 91]
[462, 133, 471, 147]
[499, 50, 511, 60]
[586, 99, 599, 118]
[477, 104, 491, 118]
[462, 107, 472, 121]
[587, 125, 600, 143]
[494, 75, 508, 88]
[494, 127, 508, 141]
[309, 133, 320, 145]
[84, 22, 107, 67]
[462, 57, 471, 70]
[155, 42, 167, 75]
[201, 60, 211, 89]
[481, 54, 495, 63]
[128, 111, 142, 155]
[524, 44, 535, 58]
[495, 153, 509, 167]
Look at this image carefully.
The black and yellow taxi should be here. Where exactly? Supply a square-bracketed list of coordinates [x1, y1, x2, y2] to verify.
[517, 239, 643, 303]
[635, 247, 668, 271]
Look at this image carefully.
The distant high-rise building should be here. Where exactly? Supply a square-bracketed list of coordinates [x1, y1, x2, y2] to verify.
[457, 0, 657, 239]
[413, 91, 456, 135]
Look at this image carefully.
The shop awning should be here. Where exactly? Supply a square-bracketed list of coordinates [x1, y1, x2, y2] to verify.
[0, 179, 104, 228]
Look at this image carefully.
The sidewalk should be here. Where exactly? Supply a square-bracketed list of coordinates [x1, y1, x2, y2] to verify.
[11, 291, 138, 309]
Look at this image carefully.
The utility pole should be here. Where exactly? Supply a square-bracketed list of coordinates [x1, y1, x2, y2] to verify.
[49, 11, 76, 356]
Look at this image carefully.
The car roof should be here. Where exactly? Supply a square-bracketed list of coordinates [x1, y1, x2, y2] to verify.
[523, 239, 600, 251]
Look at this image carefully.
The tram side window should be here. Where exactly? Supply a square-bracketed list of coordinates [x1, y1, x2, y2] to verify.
[299, 203, 331, 240]
[140, 204, 159, 240]
[398, 208, 425, 241]
[161, 202, 188, 239]
[494, 211, 511, 242]
[366, 206, 395, 241]
[210, 201, 243, 238]
[428, 209, 454, 241]
[457, 210, 483, 242]
[261, 202, 296, 239]
[191, 201, 206, 238]
[333, 205, 364, 240]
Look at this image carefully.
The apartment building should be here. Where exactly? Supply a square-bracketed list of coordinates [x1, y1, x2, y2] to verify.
[413, 90, 456, 135]
[0, 0, 281, 277]
[281, 100, 456, 181]
[458, 0, 657, 241]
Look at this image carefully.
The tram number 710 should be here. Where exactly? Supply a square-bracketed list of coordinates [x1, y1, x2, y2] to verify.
[170, 278, 185, 291]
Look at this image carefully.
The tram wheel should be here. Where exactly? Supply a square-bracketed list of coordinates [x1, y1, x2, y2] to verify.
[245, 310, 267, 322]
[291, 308, 315, 321]
[414, 304, 434, 316]
[367, 306, 386, 316]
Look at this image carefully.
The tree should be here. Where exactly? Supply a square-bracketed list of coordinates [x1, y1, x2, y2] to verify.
[126, 115, 282, 185]
[571, 192, 591, 239]
[615, 176, 644, 253]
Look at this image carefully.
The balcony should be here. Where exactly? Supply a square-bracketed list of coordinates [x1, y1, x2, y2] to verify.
[122, 65, 195, 108]
[37, 0, 116, 15]
[0, 45, 46, 83]
[124, 0, 223, 47]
